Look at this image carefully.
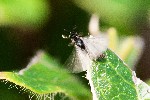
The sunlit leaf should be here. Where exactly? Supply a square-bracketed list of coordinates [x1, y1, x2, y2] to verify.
[0, 51, 91, 100]
[132, 72, 150, 100]
[86, 49, 139, 100]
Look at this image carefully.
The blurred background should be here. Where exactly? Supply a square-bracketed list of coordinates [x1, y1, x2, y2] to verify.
[0, 0, 150, 99]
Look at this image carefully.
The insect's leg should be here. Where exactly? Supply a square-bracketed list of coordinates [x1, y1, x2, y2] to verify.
[62, 34, 69, 39]
[78, 33, 83, 37]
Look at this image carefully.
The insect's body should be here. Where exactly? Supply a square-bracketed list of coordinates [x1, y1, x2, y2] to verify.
[70, 32, 86, 50]
[62, 30, 108, 73]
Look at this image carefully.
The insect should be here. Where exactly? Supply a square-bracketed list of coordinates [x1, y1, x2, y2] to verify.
[62, 30, 108, 73]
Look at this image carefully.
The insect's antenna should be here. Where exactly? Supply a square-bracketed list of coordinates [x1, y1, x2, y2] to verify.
[72, 25, 77, 31]
[64, 29, 70, 32]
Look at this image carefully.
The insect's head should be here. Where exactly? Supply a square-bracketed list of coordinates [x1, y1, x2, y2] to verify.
[62, 28, 79, 39]
[69, 31, 79, 39]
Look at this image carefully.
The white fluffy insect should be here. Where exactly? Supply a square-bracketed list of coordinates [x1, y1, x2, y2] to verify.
[62, 31, 108, 73]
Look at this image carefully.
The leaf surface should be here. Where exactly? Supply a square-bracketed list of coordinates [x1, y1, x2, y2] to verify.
[0, 51, 91, 100]
[87, 49, 138, 100]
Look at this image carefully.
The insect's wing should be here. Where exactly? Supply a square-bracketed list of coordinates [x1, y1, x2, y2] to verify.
[64, 46, 92, 73]
[64, 48, 83, 73]
[83, 34, 108, 59]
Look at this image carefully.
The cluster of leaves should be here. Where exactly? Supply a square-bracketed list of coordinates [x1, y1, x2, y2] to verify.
[0, 29, 148, 100]
[0, 48, 150, 100]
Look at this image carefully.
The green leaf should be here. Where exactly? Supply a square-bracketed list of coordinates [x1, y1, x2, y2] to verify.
[0, 51, 91, 100]
[132, 72, 150, 99]
[86, 49, 139, 100]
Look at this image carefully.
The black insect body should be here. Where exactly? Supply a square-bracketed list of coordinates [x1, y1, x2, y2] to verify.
[75, 39, 86, 50]
[69, 32, 86, 50]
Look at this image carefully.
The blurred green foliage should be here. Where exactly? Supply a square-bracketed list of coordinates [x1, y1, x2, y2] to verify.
[72, 0, 149, 34]
[0, 0, 49, 28]
[107, 28, 144, 69]
[0, 0, 149, 100]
